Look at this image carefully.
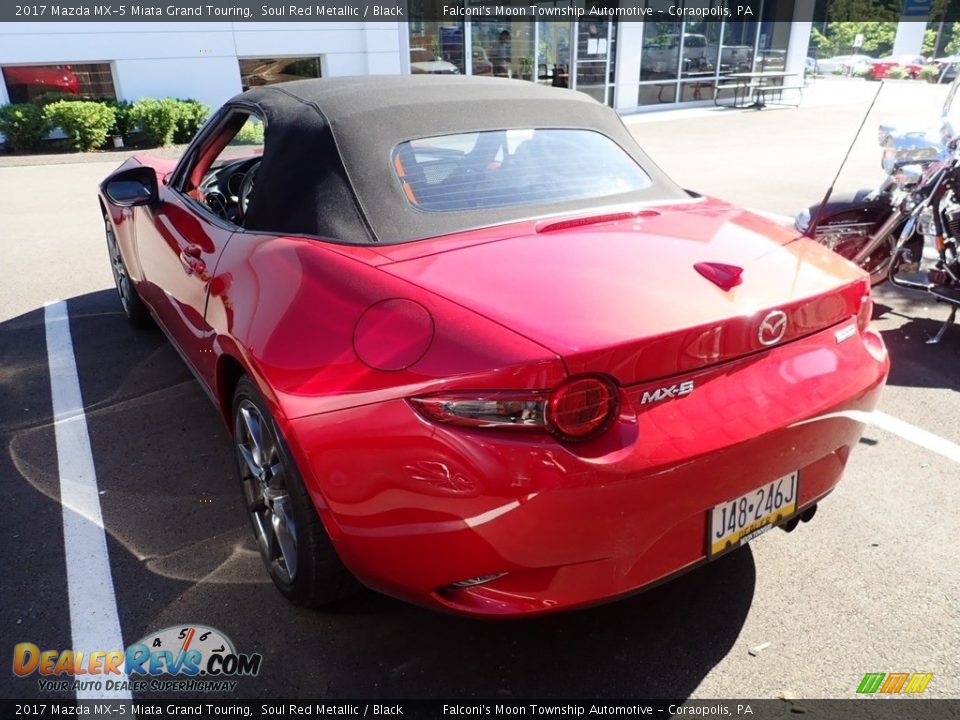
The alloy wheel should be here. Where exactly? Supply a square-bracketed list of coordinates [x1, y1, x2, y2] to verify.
[105, 221, 132, 315]
[234, 399, 299, 583]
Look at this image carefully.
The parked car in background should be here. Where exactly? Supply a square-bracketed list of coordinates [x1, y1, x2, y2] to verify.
[870, 54, 925, 79]
[410, 48, 460, 75]
[933, 55, 960, 84]
[816, 54, 873, 76]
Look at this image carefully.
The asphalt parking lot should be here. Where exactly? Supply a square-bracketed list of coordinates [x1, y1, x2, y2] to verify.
[1, 77, 958, 702]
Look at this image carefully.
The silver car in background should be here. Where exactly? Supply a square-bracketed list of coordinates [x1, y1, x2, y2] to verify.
[817, 53, 874, 76]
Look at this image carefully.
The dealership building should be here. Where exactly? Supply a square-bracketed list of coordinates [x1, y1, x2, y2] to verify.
[0, 4, 818, 115]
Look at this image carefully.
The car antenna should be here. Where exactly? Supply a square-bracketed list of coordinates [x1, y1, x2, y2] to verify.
[805, 81, 885, 238]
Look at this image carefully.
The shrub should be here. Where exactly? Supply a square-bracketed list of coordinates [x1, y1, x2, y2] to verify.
[0, 103, 52, 151]
[886, 67, 907, 79]
[172, 99, 210, 144]
[30, 91, 73, 108]
[920, 65, 941, 83]
[129, 98, 179, 146]
[104, 100, 135, 141]
[44, 100, 116, 151]
[233, 120, 265, 145]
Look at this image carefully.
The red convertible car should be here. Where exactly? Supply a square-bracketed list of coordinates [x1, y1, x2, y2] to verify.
[99, 77, 888, 617]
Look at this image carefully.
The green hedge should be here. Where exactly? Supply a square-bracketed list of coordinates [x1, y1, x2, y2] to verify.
[45, 100, 117, 151]
[234, 120, 265, 145]
[105, 100, 135, 141]
[172, 99, 210, 144]
[128, 98, 179, 146]
[0, 103, 52, 152]
[127, 98, 210, 146]
[0, 95, 211, 152]
[920, 65, 941, 83]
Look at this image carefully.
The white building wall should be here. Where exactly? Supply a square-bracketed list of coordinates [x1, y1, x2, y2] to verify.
[892, 20, 927, 57]
[785, 1, 815, 80]
[0, 21, 405, 108]
[613, 22, 643, 113]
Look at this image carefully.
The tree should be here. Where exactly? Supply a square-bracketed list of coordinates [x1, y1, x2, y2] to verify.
[813, 22, 897, 57]
[947, 22, 960, 55]
[826, 0, 899, 22]
[810, 27, 832, 57]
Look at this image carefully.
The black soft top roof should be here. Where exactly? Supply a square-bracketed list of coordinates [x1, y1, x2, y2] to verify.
[236, 76, 687, 244]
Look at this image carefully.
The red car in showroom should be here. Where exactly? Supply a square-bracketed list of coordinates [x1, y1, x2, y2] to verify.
[870, 54, 925, 79]
[98, 76, 888, 617]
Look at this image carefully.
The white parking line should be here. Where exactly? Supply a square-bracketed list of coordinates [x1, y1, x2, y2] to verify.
[792, 409, 960, 464]
[44, 301, 131, 700]
[869, 410, 960, 464]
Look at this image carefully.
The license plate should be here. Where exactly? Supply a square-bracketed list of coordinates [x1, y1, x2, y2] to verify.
[708, 472, 798, 557]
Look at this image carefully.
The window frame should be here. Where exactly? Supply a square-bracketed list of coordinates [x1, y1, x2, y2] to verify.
[169, 103, 267, 232]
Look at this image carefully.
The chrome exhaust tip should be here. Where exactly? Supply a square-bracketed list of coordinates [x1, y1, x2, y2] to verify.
[443, 573, 508, 590]
[780, 517, 800, 533]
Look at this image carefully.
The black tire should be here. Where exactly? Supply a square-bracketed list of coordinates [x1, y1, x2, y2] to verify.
[232, 376, 358, 607]
[104, 214, 152, 327]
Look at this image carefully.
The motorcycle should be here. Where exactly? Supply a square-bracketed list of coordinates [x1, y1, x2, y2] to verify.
[795, 76, 960, 343]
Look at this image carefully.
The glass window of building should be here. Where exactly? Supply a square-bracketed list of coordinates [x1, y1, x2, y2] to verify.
[676, 7, 724, 103]
[575, 20, 615, 104]
[720, 19, 759, 74]
[238, 57, 321, 91]
[409, 21, 465, 75]
[755, 0, 790, 72]
[2, 63, 116, 103]
[536, 17, 573, 87]
[471, 20, 536, 80]
[639, 8, 682, 105]
[405, 9, 617, 106]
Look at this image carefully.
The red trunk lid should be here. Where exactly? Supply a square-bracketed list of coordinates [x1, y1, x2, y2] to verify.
[380, 202, 869, 385]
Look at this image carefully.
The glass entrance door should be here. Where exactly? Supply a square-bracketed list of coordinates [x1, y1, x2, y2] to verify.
[470, 15, 534, 80]
[536, 16, 572, 87]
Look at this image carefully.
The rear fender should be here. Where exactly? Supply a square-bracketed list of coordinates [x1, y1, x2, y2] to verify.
[804, 188, 891, 234]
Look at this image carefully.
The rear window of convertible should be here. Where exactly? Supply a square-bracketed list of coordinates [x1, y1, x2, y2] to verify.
[391, 128, 653, 212]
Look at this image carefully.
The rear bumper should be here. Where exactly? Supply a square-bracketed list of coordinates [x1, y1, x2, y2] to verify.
[286, 323, 889, 617]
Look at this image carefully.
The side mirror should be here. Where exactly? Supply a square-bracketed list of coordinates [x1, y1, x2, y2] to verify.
[101, 166, 159, 207]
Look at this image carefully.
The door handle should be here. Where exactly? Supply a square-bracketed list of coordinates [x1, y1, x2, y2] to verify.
[179, 244, 206, 275]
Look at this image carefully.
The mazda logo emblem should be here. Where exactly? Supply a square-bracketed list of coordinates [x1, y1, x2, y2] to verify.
[758, 310, 788, 346]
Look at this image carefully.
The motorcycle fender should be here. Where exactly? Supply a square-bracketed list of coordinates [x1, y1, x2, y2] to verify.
[805, 188, 892, 231]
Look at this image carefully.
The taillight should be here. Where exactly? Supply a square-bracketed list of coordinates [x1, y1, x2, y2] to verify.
[410, 376, 619, 442]
[410, 392, 547, 429]
[857, 293, 874, 332]
[546, 376, 618, 441]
